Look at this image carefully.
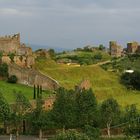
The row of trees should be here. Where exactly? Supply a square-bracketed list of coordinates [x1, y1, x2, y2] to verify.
[0, 88, 139, 140]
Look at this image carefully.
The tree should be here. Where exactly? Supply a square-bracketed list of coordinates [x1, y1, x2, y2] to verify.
[99, 44, 105, 50]
[48, 49, 55, 58]
[11, 92, 32, 140]
[75, 89, 97, 127]
[0, 94, 11, 134]
[0, 63, 8, 78]
[8, 53, 15, 63]
[30, 97, 54, 140]
[100, 98, 120, 137]
[8, 75, 18, 83]
[121, 71, 140, 90]
[0, 52, 3, 64]
[51, 88, 77, 130]
[123, 104, 140, 138]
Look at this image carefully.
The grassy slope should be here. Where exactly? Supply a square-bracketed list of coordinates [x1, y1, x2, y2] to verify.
[56, 50, 111, 63]
[0, 81, 33, 103]
[36, 58, 140, 109]
[0, 80, 51, 103]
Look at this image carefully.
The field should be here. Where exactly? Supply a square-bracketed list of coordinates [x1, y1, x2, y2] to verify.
[0, 80, 51, 103]
[35, 58, 140, 109]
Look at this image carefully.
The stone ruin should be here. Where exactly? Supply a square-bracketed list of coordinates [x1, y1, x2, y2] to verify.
[0, 33, 34, 68]
[127, 41, 140, 53]
[0, 33, 60, 90]
[109, 41, 123, 57]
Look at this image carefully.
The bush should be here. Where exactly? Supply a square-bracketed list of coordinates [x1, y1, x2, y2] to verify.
[50, 130, 90, 140]
[0, 63, 8, 77]
[8, 75, 18, 83]
[121, 71, 140, 90]
[83, 125, 101, 140]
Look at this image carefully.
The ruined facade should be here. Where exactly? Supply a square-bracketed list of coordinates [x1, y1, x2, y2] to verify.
[0, 33, 34, 68]
[0, 34, 20, 54]
[127, 41, 140, 53]
[109, 41, 123, 57]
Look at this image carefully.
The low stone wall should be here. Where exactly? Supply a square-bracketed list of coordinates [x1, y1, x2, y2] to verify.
[8, 64, 59, 90]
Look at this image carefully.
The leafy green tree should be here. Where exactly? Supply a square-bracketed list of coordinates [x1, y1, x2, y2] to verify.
[100, 98, 120, 137]
[0, 52, 3, 64]
[83, 125, 101, 140]
[48, 49, 55, 58]
[30, 97, 54, 140]
[11, 92, 31, 140]
[0, 63, 8, 78]
[8, 53, 15, 63]
[51, 88, 77, 130]
[75, 89, 97, 127]
[0, 94, 11, 134]
[99, 44, 105, 50]
[121, 71, 140, 90]
[123, 104, 140, 138]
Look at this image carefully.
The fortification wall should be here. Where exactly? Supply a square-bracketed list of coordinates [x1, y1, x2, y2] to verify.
[0, 34, 20, 54]
[8, 64, 59, 90]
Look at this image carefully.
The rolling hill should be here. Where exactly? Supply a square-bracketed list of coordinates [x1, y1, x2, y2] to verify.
[35, 58, 140, 109]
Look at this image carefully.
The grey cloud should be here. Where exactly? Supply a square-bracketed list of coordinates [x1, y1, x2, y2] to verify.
[0, 0, 140, 49]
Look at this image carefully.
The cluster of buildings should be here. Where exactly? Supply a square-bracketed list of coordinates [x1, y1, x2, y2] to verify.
[109, 41, 140, 57]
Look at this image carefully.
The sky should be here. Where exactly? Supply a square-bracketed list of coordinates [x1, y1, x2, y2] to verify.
[0, 0, 140, 49]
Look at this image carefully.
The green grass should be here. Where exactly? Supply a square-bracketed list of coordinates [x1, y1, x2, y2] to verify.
[36, 58, 140, 109]
[0, 80, 52, 103]
[55, 50, 111, 64]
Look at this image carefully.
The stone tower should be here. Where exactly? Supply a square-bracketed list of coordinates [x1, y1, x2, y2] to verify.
[109, 41, 123, 57]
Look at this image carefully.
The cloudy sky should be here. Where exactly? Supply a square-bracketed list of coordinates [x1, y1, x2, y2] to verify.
[0, 0, 140, 49]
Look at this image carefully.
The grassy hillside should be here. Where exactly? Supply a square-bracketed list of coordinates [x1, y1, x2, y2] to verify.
[0, 80, 51, 103]
[35, 58, 140, 109]
[55, 50, 111, 65]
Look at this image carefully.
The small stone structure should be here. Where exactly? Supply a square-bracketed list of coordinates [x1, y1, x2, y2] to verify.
[109, 41, 123, 57]
[127, 41, 140, 53]
[8, 64, 59, 90]
[76, 79, 91, 90]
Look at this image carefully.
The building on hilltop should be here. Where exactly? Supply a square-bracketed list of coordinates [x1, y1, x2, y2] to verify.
[127, 41, 140, 53]
[0, 33, 20, 54]
[109, 41, 123, 57]
[0, 33, 35, 68]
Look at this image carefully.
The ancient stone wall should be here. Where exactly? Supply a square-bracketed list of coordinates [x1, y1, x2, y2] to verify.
[127, 42, 139, 53]
[8, 64, 59, 90]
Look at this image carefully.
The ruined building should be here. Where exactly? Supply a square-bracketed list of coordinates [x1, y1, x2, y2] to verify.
[127, 41, 140, 53]
[0, 33, 34, 68]
[109, 41, 123, 57]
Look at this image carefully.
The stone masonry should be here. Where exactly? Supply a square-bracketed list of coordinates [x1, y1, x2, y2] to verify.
[0, 33, 34, 68]
[109, 41, 123, 57]
[127, 41, 140, 53]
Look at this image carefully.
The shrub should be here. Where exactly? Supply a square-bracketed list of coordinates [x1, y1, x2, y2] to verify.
[51, 130, 90, 140]
[121, 71, 140, 90]
[8, 75, 18, 83]
[83, 125, 101, 140]
[0, 63, 8, 77]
